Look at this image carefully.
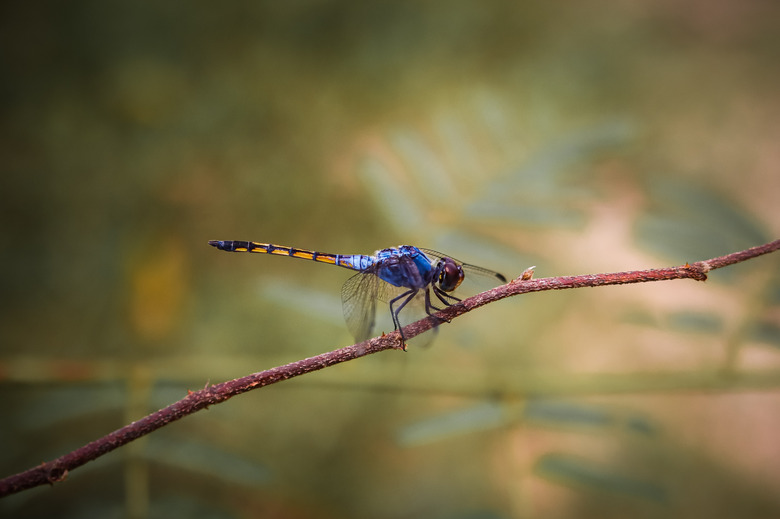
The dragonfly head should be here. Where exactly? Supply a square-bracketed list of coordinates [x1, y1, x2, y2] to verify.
[436, 257, 465, 292]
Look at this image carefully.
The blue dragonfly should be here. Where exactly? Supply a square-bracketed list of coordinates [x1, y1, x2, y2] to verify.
[208, 241, 507, 346]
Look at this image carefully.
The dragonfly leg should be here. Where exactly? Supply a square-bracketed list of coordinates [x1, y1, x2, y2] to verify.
[432, 286, 460, 307]
[388, 289, 419, 343]
[423, 289, 449, 326]
[424, 287, 440, 311]
[425, 287, 460, 323]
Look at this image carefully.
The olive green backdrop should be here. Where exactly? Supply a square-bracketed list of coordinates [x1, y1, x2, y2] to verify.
[1, 2, 779, 518]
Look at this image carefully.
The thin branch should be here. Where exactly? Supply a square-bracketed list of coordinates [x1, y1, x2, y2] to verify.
[400, 239, 779, 339]
[1, 239, 778, 497]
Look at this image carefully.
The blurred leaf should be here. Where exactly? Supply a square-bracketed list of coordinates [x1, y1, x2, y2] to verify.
[747, 321, 780, 349]
[398, 400, 658, 448]
[358, 155, 425, 234]
[625, 416, 658, 436]
[620, 310, 660, 327]
[490, 119, 636, 195]
[666, 311, 724, 334]
[465, 200, 586, 228]
[524, 400, 658, 436]
[524, 400, 612, 428]
[744, 274, 780, 348]
[144, 436, 271, 485]
[258, 278, 344, 325]
[358, 104, 635, 237]
[635, 179, 769, 272]
[468, 119, 635, 228]
[389, 129, 458, 203]
[16, 384, 125, 430]
[397, 402, 509, 447]
[535, 453, 668, 503]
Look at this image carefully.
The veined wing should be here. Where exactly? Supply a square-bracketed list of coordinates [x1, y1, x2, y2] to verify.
[341, 271, 382, 342]
[342, 270, 440, 345]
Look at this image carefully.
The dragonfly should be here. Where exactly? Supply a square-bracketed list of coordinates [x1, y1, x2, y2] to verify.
[208, 240, 507, 346]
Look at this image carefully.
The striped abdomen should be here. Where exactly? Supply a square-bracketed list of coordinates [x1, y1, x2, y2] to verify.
[207, 240, 372, 271]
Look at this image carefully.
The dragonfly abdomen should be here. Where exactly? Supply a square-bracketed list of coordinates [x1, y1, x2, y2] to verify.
[208, 240, 372, 271]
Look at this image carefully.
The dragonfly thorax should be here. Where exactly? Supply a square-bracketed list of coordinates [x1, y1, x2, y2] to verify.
[370, 246, 433, 289]
[434, 257, 465, 292]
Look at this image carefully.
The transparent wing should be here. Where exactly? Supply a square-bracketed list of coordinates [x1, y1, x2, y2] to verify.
[341, 271, 381, 342]
[342, 270, 440, 345]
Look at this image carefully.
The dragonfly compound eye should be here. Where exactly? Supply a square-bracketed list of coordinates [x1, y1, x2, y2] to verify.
[438, 258, 464, 292]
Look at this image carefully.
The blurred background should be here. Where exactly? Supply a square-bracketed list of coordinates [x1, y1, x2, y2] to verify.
[1, 2, 779, 518]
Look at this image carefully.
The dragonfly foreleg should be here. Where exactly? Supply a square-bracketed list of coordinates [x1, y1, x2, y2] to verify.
[432, 286, 460, 307]
[424, 287, 442, 312]
[425, 287, 460, 324]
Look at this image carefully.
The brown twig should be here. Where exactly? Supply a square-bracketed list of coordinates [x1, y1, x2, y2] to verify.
[1, 239, 778, 497]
